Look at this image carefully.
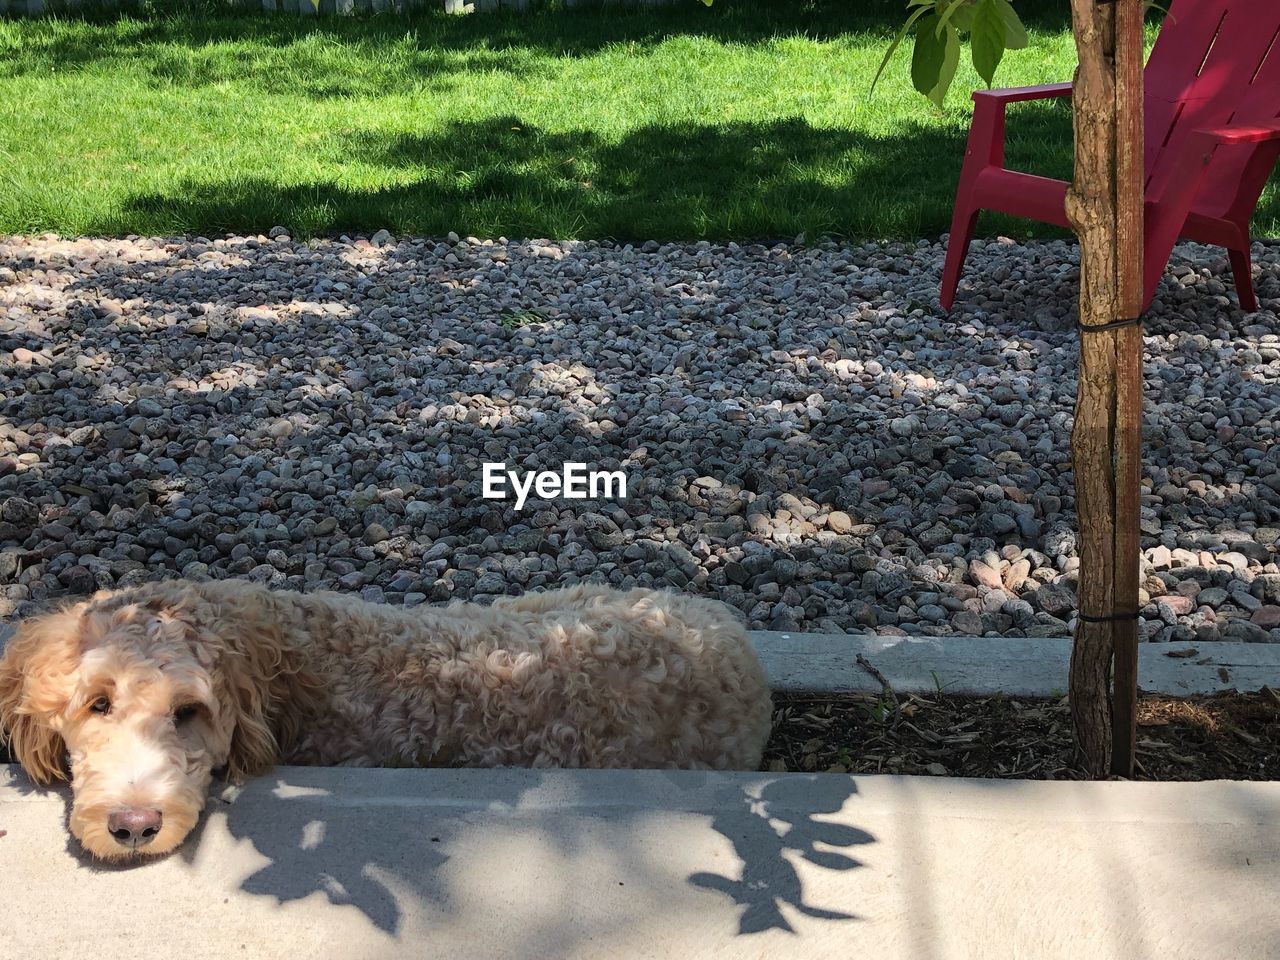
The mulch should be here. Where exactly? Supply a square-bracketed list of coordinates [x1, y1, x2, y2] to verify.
[764, 687, 1280, 781]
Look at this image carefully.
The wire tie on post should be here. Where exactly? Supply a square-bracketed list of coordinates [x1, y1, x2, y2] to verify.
[1078, 610, 1141, 623]
[1076, 315, 1144, 333]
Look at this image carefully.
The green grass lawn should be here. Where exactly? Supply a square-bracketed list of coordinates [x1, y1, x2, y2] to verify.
[3, 0, 1259, 242]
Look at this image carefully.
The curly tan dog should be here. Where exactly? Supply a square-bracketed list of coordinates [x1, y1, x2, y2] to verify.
[0, 578, 771, 860]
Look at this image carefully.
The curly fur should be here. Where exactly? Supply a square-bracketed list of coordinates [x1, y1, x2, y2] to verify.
[0, 579, 772, 860]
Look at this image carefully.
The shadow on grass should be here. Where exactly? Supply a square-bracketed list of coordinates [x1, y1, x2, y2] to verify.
[89, 113, 1078, 241]
[0, 0, 1080, 85]
[1, 20, 545, 97]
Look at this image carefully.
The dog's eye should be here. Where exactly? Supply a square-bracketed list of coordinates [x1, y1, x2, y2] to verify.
[173, 704, 199, 724]
[89, 697, 111, 715]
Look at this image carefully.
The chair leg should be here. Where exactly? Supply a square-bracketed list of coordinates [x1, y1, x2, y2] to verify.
[940, 205, 979, 312]
[940, 100, 1006, 313]
[1228, 244, 1258, 313]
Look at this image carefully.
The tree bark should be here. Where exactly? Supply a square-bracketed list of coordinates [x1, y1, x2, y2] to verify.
[1064, 0, 1144, 778]
[1109, 0, 1144, 779]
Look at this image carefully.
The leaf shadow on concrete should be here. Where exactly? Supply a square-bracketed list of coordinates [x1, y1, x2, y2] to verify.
[211, 768, 871, 940]
[687, 773, 871, 934]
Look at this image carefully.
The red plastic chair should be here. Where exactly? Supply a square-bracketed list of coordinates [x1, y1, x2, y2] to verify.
[941, 0, 1280, 313]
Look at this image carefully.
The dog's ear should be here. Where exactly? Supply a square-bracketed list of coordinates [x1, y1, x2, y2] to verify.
[207, 592, 323, 783]
[223, 700, 278, 782]
[0, 608, 83, 784]
[221, 636, 282, 781]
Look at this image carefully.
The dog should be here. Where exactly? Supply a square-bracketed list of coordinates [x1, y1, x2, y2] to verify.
[0, 578, 772, 860]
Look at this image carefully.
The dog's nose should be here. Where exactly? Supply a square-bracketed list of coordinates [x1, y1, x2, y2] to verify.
[107, 808, 163, 848]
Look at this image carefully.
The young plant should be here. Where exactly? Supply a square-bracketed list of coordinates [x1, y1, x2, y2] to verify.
[871, 0, 1028, 108]
[499, 308, 548, 329]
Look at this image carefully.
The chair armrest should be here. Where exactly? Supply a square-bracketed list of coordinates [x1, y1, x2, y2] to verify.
[972, 82, 1073, 105]
[1195, 121, 1280, 145]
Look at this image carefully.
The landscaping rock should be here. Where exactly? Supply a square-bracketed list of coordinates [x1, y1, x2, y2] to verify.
[1, 233, 1277, 642]
[1033, 582, 1076, 618]
[1251, 606, 1280, 629]
[1159, 596, 1196, 617]
[968, 560, 1003, 592]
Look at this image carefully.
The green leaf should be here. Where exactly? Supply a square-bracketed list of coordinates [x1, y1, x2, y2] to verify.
[935, 0, 969, 38]
[913, 14, 961, 109]
[950, 2, 977, 32]
[912, 13, 946, 97]
[971, 0, 1007, 87]
[870, 4, 931, 97]
[932, 23, 961, 108]
[992, 0, 1028, 50]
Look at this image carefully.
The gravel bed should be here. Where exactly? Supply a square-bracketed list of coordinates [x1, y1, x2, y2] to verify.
[1, 230, 1279, 641]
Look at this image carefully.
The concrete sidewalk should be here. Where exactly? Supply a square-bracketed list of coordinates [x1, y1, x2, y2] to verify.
[2, 765, 1277, 960]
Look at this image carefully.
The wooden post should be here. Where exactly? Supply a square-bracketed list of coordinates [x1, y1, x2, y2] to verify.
[1064, 0, 1144, 778]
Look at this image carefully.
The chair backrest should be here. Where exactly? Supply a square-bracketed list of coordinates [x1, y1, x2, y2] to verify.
[1144, 0, 1280, 219]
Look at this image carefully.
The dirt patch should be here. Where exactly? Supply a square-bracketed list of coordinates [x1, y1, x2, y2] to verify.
[764, 688, 1280, 781]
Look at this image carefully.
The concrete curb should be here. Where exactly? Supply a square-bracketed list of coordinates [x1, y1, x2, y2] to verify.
[754, 632, 1280, 696]
[2, 766, 1277, 960]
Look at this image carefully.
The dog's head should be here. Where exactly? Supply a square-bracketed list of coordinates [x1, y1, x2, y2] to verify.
[0, 585, 314, 860]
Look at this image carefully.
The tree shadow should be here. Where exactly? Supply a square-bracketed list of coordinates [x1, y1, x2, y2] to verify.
[0, 0, 1079, 87]
[215, 772, 461, 934]
[688, 773, 869, 934]
[210, 767, 870, 938]
[89, 113, 1077, 241]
